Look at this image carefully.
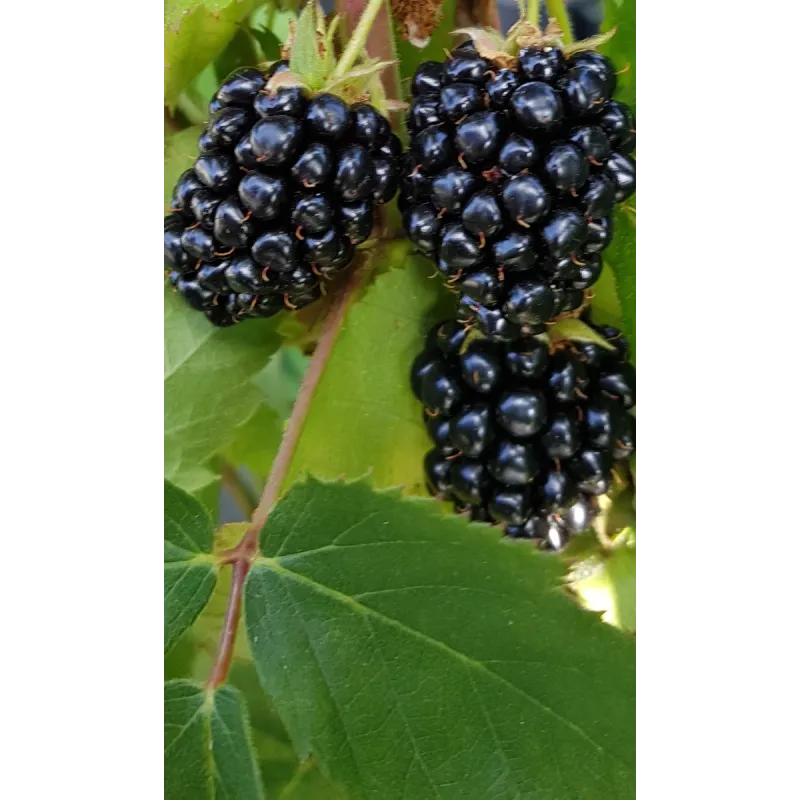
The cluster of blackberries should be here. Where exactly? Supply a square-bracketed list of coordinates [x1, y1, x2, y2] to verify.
[401, 41, 636, 338]
[165, 62, 400, 326]
[412, 318, 635, 549]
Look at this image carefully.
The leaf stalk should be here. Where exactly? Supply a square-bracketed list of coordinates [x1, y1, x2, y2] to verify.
[545, 0, 573, 44]
[332, 0, 388, 79]
[205, 258, 371, 689]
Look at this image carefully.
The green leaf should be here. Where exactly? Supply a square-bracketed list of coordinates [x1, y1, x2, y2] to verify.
[225, 663, 304, 797]
[601, 0, 635, 111]
[165, 450, 221, 519]
[590, 259, 623, 327]
[165, 481, 218, 653]
[164, 680, 264, 799]
[164, 0, 261, 109]
[598, 1, 635, 359]
[254, 346, 309, 420]
[165, 631, 200, 681]
[280, 759, 352, 800]
[602, 205, 636, 362]
[224, 348, 308, 483]
[598, 0, 637, 363]
[569, 545, 636, 632]
[396, 0, 456, 95]
[164, 287, 282, 490]
[225, 403, 283, 482]
[214, 26, 261, 84]
[245, 479, 635, 799]
[289, 2, 334, 91]
[164, 126, 204, 206]
[550, 317, 616, 349]
[251, 4, 296, 63]
[284, 243, 454, 494]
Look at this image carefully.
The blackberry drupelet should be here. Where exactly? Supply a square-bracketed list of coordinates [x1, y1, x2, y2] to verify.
[166, 63, 399, 326]
[402, 42, 636, 331]
[413, 320, 636, 550]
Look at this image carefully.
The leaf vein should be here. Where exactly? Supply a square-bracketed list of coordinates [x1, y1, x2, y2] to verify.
[262, 561, 630, 769]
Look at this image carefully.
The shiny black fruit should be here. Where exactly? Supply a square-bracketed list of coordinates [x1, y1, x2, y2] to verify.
[249, 115, 303, 166]
[496, 390, 548, 438]
[518, 46, 565, 83]
[488, 440, 540, 485]
[454, 112, 503, 165]
[305, 93, 351, 141]
[510, 82, 564, 132]
[502, 174, 551, 227]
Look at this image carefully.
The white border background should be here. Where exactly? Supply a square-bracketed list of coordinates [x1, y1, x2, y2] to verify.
[635, 1, 800, 796]
[0, 0, 799, 797]
[0, 1, 162, 796]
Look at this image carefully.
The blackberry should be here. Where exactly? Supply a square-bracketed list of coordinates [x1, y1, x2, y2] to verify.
[403, 42, 636, 332]
[412, 321, 635, 550]
[165, 64, 399, 325]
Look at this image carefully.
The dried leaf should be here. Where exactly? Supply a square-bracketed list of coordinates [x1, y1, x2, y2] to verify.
[281, 18, 296, 60]
[264, 70, 310, 94]
[391, 0, 446, 44]
[563, 27, 618, 55]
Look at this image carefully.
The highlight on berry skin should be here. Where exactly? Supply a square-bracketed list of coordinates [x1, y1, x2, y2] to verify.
[412, 317, 636, 551]
[165, 62, 399, 327]
[403, 34, 635, 550]
[401, 38, 636, 334]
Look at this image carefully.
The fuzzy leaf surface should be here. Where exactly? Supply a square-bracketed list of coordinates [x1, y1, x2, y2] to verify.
[164, 0, 261, 108]
[244, 479, 635, 799]
[289, 2, 334, 91]
[164, 680, 264, 799]
[284, 243, 454, 495]
[165, 481, 218, 652]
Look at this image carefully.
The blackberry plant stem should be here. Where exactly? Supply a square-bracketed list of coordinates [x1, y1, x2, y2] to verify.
[526, 0, 540, 26]
[332, 0, 388, 79]
[205, 257, 372, 689]
[545, 0, 573, 43]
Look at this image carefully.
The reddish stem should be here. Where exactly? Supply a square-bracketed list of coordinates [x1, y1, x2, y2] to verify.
[205, 260, 369, 689]
[206, 558, 248, 688]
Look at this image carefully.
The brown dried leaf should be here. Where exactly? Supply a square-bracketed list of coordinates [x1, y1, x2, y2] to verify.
[562, 27, 618, 55]
[391, 0, 446, 44]
[264, 70, 311, 94]
[281, 18, 296, 60]
[451, 26, 515, 67]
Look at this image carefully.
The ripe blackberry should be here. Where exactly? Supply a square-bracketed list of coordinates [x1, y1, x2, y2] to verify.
[403, 41, 636, 332]
[166, 63, 399, 325]
[412, 321, 636, 550]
